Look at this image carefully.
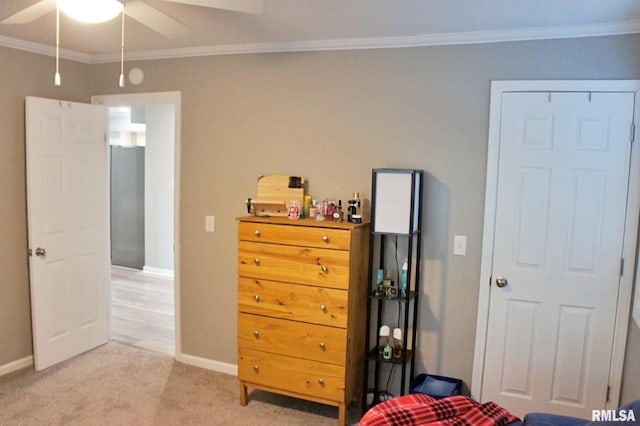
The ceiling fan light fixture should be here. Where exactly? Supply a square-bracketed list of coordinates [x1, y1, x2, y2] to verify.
[119, 3, 125, 88]
[54, 2, 61, 86]
[58, 0, 123, 24]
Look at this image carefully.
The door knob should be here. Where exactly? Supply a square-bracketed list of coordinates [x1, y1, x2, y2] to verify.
[35, 247, 46, 257]
[495, 276, 508, 288]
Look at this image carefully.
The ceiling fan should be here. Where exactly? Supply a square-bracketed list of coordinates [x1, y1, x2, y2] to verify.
[0, 0, 264, 39]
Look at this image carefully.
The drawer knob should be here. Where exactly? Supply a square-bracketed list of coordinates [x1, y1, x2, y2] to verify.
[254, 258, 260, 266]
[319, 342, 326, 350]
[320, 305, 327, 312]
[322, 235, 329, 242]
[321, 265, 328, 273]
[318, 378, 325, 386]
[254, 230, 261, 237]
[253, 330, 260, 338]
[254, 294, 260, 302]
[253, 365, 260, 373]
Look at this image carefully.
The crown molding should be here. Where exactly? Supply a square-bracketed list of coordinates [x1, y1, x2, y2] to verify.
[2, 19, 640, 65]
[0, 34, 92, 63]
[91, 19, 640, 63]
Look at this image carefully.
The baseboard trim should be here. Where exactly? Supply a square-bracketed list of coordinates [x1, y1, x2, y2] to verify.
[0, 355, 33, 377]
[178, 352, 237, 376]
[142, 266, 175, 278]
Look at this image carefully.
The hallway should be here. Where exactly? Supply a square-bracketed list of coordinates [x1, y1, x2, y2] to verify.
[110, 266, 175, 356]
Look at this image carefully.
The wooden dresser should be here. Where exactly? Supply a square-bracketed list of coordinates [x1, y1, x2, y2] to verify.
[237, 216, 370, 426]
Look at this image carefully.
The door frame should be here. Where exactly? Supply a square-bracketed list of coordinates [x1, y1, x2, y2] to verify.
[91, 91, 182, 360]
[471, 80, 640, 409]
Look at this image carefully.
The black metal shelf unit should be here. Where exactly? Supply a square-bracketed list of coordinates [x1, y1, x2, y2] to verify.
[363, 169, 424, 410]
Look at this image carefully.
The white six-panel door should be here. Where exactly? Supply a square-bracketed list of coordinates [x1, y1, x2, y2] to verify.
[481, 91, 634, 418]
[26, 97, 110, 370]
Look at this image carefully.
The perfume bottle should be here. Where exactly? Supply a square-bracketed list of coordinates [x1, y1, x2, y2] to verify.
[315, 202, 325, 221]
[326, 200, 336, 221]
[347, 199, 357, 222]
[321, 199, 329, 221]
[309, 199, 317, 219]
[333, 200, 344, 222]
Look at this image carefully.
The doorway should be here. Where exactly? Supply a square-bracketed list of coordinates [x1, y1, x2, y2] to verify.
[92, 92, 181, 358]
[471, 81, 640, 416]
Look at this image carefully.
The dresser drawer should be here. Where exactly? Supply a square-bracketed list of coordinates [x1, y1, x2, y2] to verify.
[238, 313, 347, 365]
[239, 222, 351, 250]
[238, 241, 350, 289]
[239, 347, 345, 402]
[238, 277, 348, 327]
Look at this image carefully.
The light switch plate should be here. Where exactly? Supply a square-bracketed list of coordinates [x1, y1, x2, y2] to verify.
[453, 235, 467, 256]
[205, 215, 215, 233]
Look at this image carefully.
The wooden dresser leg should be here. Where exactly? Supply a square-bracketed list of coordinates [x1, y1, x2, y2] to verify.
[239, 381, 248, 406]
[338, 402, 346, 426]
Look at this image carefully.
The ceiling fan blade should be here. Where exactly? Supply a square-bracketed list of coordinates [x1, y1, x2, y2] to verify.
[1, 0, 55, 24]
[125, 1, 191, 39]
[161, 0, 263, 15]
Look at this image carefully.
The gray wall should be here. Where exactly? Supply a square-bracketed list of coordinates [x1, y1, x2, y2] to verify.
[0, 46, 91, 366]
[91, 35, 640, 403]
[1, 34, 638, 405]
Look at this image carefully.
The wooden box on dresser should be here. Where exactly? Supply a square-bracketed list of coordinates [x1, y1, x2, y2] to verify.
[237, 216, 370, 426]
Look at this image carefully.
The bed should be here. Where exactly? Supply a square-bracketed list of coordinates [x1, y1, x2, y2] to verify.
[359, 393, 640, 426]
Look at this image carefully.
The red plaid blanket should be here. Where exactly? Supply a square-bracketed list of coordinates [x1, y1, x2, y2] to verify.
[359, 393, 520, 426]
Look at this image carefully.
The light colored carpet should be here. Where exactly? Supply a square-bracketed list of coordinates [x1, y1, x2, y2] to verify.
[0, 342, 362, 425]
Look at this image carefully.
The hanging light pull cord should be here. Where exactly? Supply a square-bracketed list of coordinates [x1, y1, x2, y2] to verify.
[119, 3, 125, 88]
[54, 2, 61, 86]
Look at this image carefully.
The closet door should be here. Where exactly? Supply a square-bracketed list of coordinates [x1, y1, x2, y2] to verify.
[481, 91, 634, 418]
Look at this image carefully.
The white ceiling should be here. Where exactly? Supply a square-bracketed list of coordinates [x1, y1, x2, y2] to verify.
[1, 0, 640, 63]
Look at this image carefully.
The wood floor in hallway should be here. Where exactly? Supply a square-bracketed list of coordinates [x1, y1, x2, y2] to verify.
[110, 266, 175, 356]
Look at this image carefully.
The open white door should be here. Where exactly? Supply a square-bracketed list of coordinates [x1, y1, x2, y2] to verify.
[26, 97, 110, 371]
